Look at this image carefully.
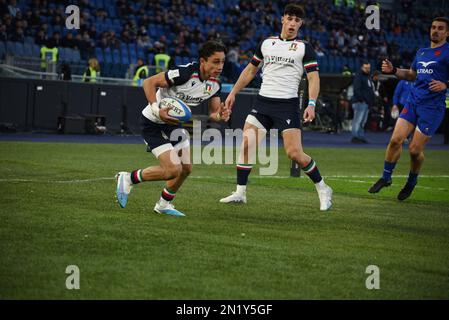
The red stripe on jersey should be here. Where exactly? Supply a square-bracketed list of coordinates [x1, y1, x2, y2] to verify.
[191, 75, 199, 79]
[304, 63, 318, 69]
[252, 55, 262, 62]
[208, 78, 219, 83]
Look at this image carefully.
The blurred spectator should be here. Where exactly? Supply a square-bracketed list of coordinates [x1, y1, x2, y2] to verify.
[7, 0, 19, 18]
[40, 39, 58, 71]
[82, 58, 100, 82]
[132, 58, 149, 86]
[59, 63, 72, 81]
[52, 32, 62, 47]
[35, 29, 47, 46]
[351, 61, 375, 143]
[62, 32, 76, 49]
[342, 65, 352, 76]
[153, 42, 174, 73]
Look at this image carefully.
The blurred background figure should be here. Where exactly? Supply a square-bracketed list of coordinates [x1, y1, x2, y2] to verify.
[82, 58, 100, 82]
[132, 57, 148, 86]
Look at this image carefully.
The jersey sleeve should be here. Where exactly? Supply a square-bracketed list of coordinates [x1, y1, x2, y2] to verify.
[164, 64, 194, 86]
[303, 42, 319, 73]
[250, 40, 264, 67]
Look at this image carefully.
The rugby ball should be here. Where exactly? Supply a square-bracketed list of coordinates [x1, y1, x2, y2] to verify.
[159, 97, 192, 122]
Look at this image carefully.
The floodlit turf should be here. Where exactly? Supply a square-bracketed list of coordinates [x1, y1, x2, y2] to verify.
[0, 141, 448, 299]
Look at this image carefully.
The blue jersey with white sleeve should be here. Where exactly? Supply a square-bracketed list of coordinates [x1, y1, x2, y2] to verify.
[409, 42, 449, 109]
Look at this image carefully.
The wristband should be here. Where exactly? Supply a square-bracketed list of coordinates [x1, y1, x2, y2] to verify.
[391, 66, 397, 75]
[308, 99, 316, 107]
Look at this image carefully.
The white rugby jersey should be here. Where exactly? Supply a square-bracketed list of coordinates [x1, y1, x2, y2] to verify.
[251, 35, 319, 99]
[142, 62, 221, 123]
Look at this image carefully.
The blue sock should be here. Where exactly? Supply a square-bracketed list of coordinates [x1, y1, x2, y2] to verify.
[382, 161, 396, 181]
[407, 172, 418, 186]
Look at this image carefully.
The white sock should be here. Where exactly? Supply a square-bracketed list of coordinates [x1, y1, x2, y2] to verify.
[236, 185, 247, 194]
[159, 197, 170, 207]
[126, 173, 132, 184]
[315, 179, 326, 189]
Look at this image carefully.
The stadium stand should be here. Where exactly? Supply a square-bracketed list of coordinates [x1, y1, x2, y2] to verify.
[0, 0, 448, 80]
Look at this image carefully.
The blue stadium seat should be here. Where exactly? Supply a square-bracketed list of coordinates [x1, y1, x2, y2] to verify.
[121, 50, 129, 65]
[24, 36, 34, 44]
[148, 53, 154, 65]
[190, 43, 198, 55]
[58, 47, 67, 61]
[182, 57, 190, 65]
[112, 48, 120, 63]
[14, 42, 24, 56]
[72, 49, 81, 62]
[101, 62, 112, 77]
[103, 47, 112, 63]
[136, 47, 144, 59]
[65, 48, 75, 61]
[174, 56, 182, 66]
[95, 47, 104, 62]
[31, 44, 40, 57]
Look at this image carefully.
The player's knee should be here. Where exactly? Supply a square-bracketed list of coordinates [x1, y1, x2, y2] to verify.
[390, 136, 405, 147]
[408, 144, 423, 159]
[286, 148, 301, 162]
[181, 163, 192, 176]
[163, 165, 182, 180]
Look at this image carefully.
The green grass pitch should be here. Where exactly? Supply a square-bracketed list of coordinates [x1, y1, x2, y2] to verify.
[0, 141, 448, 299]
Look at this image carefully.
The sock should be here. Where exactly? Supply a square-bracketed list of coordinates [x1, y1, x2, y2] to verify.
[315, 179, 326, 189]
[236, 185, 247, 194]
[160, 188, 176, 205]
[407, 172, 418, 186]
[130, 169, 143, 184]
[382, 161, 396, 181]
[237, 164, 252, 186]
[302, 159, 323, 184]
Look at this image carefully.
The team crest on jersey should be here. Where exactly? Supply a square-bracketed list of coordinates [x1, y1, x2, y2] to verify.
[435, 50, 442, 57]
[204, 83, 213, 95]
[289, 43, 298, 51]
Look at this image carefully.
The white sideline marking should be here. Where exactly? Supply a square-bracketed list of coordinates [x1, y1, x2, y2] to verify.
[1, 175, 449, 184]
[0, 177, 113, 183]
[1, 174, 448, 192]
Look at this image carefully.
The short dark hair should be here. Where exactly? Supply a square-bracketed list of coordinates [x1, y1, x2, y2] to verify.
[432, 17, 449, 30]
[361, 61, 370, 66]
[284, 3, 305, 18]
[199, 41, 226, 60]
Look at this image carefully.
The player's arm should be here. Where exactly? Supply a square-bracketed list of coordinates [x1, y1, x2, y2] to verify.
[303, 71, 320, 123]
[208, 96, 230, 122]
[225, 63, 260, 110]
[382, 59, 416, 81]
[225, 41, 264, 111]
[142, 72, 179, 125]
[303, 43, 320, 123]
[142, 72, 169, 104]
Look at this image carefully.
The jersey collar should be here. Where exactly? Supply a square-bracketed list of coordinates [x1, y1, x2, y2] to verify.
[278, 34, 298, 42]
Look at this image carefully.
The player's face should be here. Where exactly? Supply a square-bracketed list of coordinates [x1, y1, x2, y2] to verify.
[200, 51, 225, 78]
[430, 21, 449, 44]
[281, 14, 302, 38]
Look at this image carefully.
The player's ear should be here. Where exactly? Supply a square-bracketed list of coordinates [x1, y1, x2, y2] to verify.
[199, 57, 206, 65]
